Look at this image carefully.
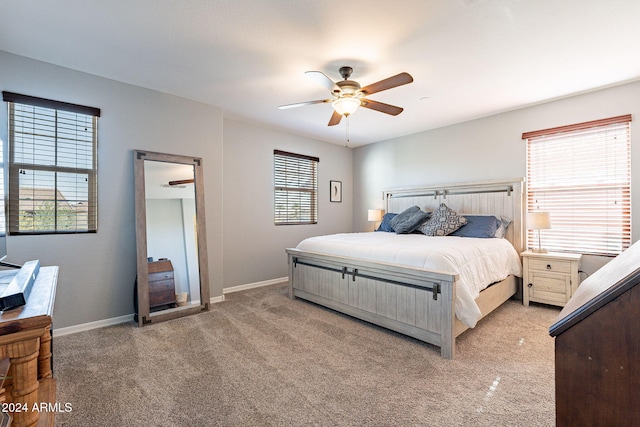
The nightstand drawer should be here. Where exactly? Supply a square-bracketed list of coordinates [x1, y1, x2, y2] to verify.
[528, 258, 572, 274]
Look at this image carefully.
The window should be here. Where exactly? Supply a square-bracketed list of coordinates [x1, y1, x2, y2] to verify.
[523, 115, 631, 256]
[3, 92, 100, 234]
[274, 150, 318, 225]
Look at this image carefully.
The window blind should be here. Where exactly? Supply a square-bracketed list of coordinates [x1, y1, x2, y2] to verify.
[274, 150, 318, 225]
[3, 92, 100, 234]
[523, 115, 631, 256]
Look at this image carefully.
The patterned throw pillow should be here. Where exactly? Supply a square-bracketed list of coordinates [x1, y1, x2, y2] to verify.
[418, 203, 467, 236]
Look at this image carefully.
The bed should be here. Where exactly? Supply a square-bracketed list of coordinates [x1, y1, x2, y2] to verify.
[286, 179, 525, 359]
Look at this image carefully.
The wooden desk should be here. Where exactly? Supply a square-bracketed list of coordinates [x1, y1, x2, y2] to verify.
[0, 266, 57, 427]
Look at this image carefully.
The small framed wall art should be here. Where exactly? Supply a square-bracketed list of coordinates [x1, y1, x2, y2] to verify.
[330, 180, 342, 202]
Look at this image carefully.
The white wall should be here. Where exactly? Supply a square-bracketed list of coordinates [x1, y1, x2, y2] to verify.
[222, 118, 353, 288]
[0, 51, 224, 328]
[353, 80, 640, 275]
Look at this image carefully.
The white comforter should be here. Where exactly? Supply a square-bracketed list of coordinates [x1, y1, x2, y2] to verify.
[296, 232, 522, 328]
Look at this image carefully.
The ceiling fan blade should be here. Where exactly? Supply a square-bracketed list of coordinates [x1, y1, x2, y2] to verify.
[359, 72, 413, 96]
[361, 99, 404, 116]
[328, 110, 342, 126]
[306, 71, 341, 93]
[278, 99, 331, 109]
[169, 179, 194, 186]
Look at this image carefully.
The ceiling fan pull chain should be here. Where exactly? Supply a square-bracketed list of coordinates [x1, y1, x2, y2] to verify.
[345, 116, 350, 147]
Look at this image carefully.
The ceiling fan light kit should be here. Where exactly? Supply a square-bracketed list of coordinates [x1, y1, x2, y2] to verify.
[279, 66, 413, 126]
[332, 96, 360, 116]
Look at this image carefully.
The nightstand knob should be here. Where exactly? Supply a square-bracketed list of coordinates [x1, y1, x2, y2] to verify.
[546, 264, 552, 270]
[528, 283, 533, 288]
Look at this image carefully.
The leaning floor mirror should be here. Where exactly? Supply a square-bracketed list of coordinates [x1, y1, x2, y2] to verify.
[134, 150, 210, 326]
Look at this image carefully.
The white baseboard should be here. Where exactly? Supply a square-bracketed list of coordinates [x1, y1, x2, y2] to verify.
[53, 314, 133, 338]
[53, 277, 287, 337]
[223, 277, 287, 294]
[210, 295, 225, 304]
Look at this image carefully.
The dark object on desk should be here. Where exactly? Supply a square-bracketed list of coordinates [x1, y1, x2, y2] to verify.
[0, 260, 40, 311]
[549, 241, 640, 427]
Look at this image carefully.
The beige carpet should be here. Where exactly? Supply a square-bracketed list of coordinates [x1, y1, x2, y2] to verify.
[54, 283, 559, 426]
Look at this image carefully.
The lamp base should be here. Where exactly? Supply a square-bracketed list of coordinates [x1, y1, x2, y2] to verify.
[531, 248, 548, 253]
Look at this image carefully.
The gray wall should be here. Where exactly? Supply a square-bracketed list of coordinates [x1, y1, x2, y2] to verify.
[0, 51, 225, 329]
[0, 50, 353, 329]
[222, 118, 352, 288]
[353, 80, 640, 275]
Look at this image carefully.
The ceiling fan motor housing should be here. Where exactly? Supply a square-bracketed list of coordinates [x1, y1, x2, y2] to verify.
[335, 66, 361, 95]
[336, 80, 361, 95]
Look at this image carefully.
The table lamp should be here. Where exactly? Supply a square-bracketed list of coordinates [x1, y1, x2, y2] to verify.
[527, 212, 551, 253]
[368, 209, 383, 230]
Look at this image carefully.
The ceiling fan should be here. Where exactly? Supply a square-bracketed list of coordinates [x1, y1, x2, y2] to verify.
[168, 179, 194, 186]
[278, 66, 413, 126]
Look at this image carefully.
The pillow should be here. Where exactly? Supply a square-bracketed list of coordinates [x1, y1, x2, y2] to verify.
[418, 203, 467, 236]
[389, 206, 430, 234]
[449, 215, 502, 238]
[376, 213, 398, 232]
[494, 216, 512, 238]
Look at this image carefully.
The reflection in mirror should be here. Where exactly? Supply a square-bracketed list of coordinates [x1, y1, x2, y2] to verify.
[134, 150, 210, 326]
[144, 161, 200, 312]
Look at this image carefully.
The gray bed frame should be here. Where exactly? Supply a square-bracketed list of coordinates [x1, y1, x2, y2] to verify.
[286, 179, 525, 359]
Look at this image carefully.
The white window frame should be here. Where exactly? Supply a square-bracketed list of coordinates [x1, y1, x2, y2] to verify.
[523, 115, 631, 256]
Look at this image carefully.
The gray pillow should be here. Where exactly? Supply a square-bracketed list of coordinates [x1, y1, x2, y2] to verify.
[494, 216, 512, 238]
[449, 215, 501, 238]
[418, 203, 467, 236]
[376, 213, 398, 232]
[389, 206, 430, 234]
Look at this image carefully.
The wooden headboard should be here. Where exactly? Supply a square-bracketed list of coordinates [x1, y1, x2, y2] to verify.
[383, 178, 525, 253]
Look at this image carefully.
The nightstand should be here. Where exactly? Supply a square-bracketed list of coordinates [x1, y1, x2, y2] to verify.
[521, 250, 582, 307]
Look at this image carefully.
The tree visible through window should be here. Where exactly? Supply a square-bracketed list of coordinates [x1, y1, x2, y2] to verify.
[3, 92, 100, 234]
[523, 115, 631, 256]
[274, 150, 319, 225]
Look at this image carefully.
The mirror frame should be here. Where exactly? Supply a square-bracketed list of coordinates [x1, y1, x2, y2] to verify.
[134, 149, 210, 326]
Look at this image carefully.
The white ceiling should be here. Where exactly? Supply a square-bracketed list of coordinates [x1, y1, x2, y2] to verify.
[1, 0, 640, 147]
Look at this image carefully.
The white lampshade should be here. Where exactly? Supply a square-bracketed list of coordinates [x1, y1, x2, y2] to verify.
[332, 96, 360, 116]
[527, 212, 552, 230]
[527, 211, 551, 253]
[368, 209, 383, 222]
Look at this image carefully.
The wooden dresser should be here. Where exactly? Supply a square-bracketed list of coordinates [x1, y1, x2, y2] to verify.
[148, 259, 176, 308]
[0, 265, 58, 427]
[549, 242, 640, 426]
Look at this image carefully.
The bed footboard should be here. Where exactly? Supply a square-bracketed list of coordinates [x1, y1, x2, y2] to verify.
[287, 248, 459, 358]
